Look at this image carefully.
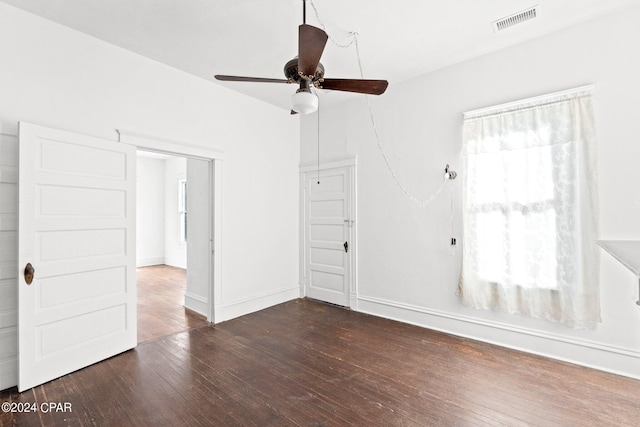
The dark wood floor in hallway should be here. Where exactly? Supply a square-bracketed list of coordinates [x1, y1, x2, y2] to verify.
[2, 298, 639, 426]
[136, 264, 208, 343]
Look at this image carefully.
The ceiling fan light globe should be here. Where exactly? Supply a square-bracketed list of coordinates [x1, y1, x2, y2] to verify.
[291, 90, 318, 115]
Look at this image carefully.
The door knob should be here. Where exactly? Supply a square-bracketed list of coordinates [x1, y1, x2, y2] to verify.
[343, 241, 349, 253]
[24, 263, 35, 285]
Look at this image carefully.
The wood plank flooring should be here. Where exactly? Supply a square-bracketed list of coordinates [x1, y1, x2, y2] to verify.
[137, 265, 208, 343]
[2, 298, 640, 426]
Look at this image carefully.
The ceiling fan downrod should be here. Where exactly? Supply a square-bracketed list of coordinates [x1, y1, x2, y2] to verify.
[303, 0, 306, 25]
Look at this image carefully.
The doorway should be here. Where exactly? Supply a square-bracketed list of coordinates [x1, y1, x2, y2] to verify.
[136, 151, 208, 343]
[121, 129, 223, 327]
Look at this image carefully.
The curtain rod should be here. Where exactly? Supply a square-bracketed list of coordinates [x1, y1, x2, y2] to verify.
[463, 84, 594, 120]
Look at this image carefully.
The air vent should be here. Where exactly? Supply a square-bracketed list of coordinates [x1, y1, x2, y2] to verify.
[493, 6, 538, 32]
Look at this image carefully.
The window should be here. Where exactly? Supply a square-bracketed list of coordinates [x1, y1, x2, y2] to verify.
[457, 87, 600, 329]
[178, 178, 187, 243]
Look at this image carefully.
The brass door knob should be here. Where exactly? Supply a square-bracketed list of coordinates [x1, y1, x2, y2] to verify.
[24, 263, 35, 285]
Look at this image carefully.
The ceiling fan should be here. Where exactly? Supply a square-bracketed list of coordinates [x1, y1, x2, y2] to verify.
[214, 0, 388, 115]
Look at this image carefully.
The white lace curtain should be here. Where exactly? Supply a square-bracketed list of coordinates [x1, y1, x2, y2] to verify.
[457, 87, 600, 329]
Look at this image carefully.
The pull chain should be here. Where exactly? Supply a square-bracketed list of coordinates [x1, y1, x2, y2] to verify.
[450, 184, 458, 254]
[451, 185, 454, 236]
[308, 0, 452, 208]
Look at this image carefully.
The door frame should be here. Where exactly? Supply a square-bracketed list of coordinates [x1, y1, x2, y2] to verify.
[299, 157, 358, 309]
[117, 129, 224, 323]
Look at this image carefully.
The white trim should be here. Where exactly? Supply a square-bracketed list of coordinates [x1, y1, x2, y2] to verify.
[135, 257, 164, 268]
[349, 158, 360, 310]
[117, 129, 225, 160]
[122, 130, 222, 325]
[214, 286, 299, 323]
[348, 163, 358, 308]
[164, 256, 187, 269]
[184, 292, 209, 317]
[350, 292, 359, 310]
[299, 157, 357, 173]
[298, 171, 306, 295]
[210, 160, 222, 323]
[464, 84, 595, 119]
[357, 295, 640, 380]
[298, 159, 306, 298]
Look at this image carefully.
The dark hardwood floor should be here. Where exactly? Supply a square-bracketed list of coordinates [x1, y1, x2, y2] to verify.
[2, 298, 639, 426]
[136, 265, 208, 343]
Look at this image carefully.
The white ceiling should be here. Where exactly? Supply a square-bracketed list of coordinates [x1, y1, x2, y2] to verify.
[2, 0, 639, 111]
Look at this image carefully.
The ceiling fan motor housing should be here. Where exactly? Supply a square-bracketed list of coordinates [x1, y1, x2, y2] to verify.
[284, 57, 325, 83]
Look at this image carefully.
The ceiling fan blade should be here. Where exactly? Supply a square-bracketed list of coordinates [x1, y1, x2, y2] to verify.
[298, 24, 328, 77]
[215, 75, 290, 84]
[318, 78, 389, 95]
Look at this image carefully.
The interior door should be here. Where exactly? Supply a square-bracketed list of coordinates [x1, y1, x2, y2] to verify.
[304, 167, 352, 306]
[18, 122, 136, 391]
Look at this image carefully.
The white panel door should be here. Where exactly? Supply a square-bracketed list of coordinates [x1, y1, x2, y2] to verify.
[304, 167, 352, 306]
[18, 122, 136, 391]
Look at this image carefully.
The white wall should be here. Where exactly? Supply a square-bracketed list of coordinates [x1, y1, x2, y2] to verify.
[137, 154, 196, 270]
[136, 156, 166, 267]
[301, 5, 640, 378]
[0, 3, 299, 391]
[164, 157, 187, 268]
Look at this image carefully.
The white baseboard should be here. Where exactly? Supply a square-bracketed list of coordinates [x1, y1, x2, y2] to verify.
[350, 292, 358, 310]
[135, 257, 164, 268]
[184, 292, 208, 318]
[164, 257, 187, 269]
[214, 286, 299, 324]
[357, 295, 640, 380]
